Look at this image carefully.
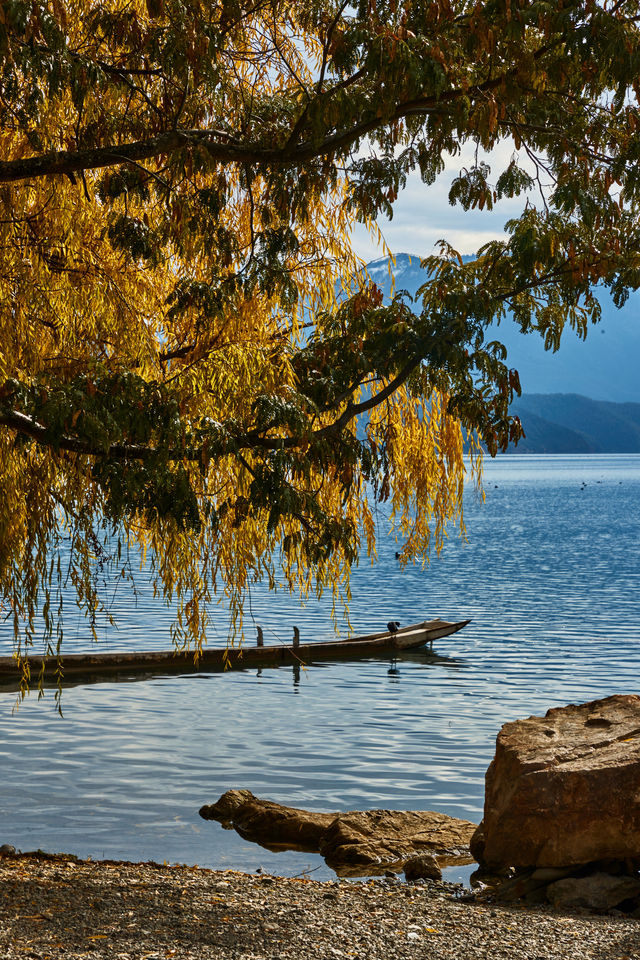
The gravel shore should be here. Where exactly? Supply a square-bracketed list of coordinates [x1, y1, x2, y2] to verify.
[1, 852, 639, 959]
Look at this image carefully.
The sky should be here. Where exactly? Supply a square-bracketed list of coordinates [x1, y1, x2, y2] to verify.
[350, 141, 536, 263]
[348, 141, 640, 405]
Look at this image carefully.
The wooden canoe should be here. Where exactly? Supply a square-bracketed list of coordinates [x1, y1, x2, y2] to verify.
[0, 618, 470, 682]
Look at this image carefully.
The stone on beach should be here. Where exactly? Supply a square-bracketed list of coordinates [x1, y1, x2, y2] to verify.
[472, 694, 640, 871]
[200, 790, 476, 875]
[546, 872, 640, 912]
[403, 853, 442, 881]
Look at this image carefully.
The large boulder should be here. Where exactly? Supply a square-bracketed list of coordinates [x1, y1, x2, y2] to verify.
[200, 790, 476, 875]
[474, 694, 640, 870]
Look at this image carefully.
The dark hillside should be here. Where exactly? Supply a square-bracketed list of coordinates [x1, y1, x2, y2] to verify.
[510, 394, 640, 453]
[366, 256, 640, 452]
[367, 254, 640, 405]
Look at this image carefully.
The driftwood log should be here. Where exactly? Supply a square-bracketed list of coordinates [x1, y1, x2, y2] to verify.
[200, 789, 476, 877]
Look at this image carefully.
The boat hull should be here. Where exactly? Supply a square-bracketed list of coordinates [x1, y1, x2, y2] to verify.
[0, 618, 470, 683]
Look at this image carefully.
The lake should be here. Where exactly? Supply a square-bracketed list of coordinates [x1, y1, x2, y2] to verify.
[1, 454, 639, 880]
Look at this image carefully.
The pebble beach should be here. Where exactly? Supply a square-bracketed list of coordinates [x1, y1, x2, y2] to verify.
[1, 853, 639, 960]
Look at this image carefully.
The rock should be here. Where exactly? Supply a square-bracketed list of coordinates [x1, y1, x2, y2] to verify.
[199, 788, 254, 821]
[546, 873, 640, 911]
[200, 790, 476, 875]
[320, 808, 475, 873]
[486, 865, 580, 904]
[469, 823, 485, 864]
[476, 694, 640, 870]
[598, 858, 623, 874]
[403, 854, 442, 882]
[530, 866, 576, 882]
[491, 870, 548, 903]
[199, 790, 334, 850]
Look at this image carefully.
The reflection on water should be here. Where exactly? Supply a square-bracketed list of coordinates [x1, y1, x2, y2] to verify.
[1, 454, 639, 880]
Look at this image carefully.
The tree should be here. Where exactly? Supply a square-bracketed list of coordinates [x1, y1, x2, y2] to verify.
[1, 0, 640, 677]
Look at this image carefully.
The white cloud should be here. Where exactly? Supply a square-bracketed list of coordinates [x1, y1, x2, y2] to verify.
[350, 142, 541, 262]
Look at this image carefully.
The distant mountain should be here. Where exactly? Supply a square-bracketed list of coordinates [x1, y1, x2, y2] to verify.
[509, 394, 640, 453]
[366, 253, 640, 405]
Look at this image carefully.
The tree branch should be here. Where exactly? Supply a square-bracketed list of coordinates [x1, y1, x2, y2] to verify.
[0, 130, 247, 184]
[0, 38, 568, 186]
[0, 357, 422, 463]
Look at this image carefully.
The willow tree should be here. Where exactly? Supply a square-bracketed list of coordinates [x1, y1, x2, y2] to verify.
[1, 0, 640, 672]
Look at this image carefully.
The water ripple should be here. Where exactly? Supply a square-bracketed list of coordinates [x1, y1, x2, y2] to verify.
[1, 455, 639, 878]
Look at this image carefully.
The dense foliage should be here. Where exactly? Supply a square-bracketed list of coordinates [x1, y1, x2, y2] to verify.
[1, 0, 640, 676]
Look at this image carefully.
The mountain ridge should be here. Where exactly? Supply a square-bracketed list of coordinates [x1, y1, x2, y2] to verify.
[509, 393, 640, 454]
[366, 253, 640, 405]
[365, 254, 640, 453]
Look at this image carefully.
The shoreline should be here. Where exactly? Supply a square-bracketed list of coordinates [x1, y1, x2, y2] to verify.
[1, 851, 639, 959]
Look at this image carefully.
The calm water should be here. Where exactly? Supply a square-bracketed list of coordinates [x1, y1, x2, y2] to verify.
[1, 455, 639, 879]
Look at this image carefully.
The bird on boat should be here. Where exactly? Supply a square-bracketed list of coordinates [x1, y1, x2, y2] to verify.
[387, 621, 401, 633]
[256, 626, 264, 647]
[293, 626, 300, 648]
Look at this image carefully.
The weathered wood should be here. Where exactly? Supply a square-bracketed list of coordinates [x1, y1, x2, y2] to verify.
[199, 788, 477, 877]
[0, 618, 470, 683]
